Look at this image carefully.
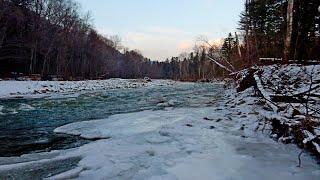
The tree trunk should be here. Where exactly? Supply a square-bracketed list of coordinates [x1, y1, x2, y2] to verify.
[29, 47, 34, 74]
[0, 19, 7, 48]
[245, 0, 250, 65]
[235, 32, 242, 59]
[284, 0, 294, 63]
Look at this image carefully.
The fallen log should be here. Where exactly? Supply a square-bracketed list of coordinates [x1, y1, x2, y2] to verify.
[270, 95, 307, 103]
[293, 85, 320, 97]
[270, 94, 319, 103]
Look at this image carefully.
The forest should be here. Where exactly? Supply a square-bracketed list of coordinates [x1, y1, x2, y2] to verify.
[0, 0, 319, 80]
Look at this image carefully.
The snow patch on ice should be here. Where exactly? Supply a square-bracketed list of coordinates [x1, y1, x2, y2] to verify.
[54, 109, 190, 140]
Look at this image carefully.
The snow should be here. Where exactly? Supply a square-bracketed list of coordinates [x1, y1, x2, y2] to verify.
[303, 130, 316, 144]
[313, 142, 320, 154]
[0, 79, 177, 99]
[46, 167, 84, 180]
[54, 109, 186, 140]
[251, 64, 320, 154]
[254, 73, 278, 113]
[261, 64, 320, 96]
[1, 87, 319, 179]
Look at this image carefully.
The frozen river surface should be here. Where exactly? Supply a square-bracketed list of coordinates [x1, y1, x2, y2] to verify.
[0, 81, 319, 179]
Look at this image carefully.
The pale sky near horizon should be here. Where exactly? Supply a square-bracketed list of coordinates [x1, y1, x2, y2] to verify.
[76, 0, 244, 61]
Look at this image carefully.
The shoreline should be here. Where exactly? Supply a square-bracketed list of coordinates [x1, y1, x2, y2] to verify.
[0, 79, 182, 99]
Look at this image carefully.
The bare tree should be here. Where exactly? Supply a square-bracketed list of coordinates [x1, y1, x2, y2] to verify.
[109, 35, 123, 51]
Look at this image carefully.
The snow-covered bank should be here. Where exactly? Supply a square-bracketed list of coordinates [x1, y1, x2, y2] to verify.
[0, 79, 177, 99]
[1, 87, 319, 179]
[237, 64, 320, 157]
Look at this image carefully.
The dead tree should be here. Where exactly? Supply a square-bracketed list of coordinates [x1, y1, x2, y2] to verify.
[197, 36, 235, 74]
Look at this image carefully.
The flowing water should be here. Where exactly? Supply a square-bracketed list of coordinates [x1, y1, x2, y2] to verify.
[0, 83, 224, 157]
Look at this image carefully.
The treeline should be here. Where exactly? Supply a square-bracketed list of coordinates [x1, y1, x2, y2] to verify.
[218, 0, 320, 68]
[161, 48, 231, 81]
[239, 0, 320, 64]
[0, 0, 168, 80]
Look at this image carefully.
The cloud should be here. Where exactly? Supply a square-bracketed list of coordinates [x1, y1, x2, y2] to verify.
[122, 27, 194, 61]
[96, 26, 225, 61]
[178, 41, 193, 52]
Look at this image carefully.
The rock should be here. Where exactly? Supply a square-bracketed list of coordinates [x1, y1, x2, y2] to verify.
[156, 103, 169, 107]
[241, 135, 248, 138]
[237, 100, 246, 105]
[168, 100, 176, 106]
[270, 134, 278, 139]
[216, 119, 222, 122]
[146, 150, 156, 156]
[87, 136, 111, 141]
[249, 111, 259, 115]
[203, 117, 214, 121]
[186, 124, 193, 127]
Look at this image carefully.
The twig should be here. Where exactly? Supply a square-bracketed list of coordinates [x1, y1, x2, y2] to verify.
[297, 149, 304, 167]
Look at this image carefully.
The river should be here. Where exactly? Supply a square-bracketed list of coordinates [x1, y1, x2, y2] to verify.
[0, 82, 223, 156]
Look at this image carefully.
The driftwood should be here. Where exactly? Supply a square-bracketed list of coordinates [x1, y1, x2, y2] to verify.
[236, 68, 258, 92]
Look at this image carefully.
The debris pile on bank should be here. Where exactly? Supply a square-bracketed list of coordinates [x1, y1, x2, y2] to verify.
[236, 64, 320, 157]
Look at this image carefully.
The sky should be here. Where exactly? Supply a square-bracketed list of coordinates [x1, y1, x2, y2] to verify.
[76, 0, 244, 61]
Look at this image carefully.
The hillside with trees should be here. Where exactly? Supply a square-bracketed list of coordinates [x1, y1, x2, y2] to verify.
[0, 0, 231, 81]
[0, 0, 166, 80]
